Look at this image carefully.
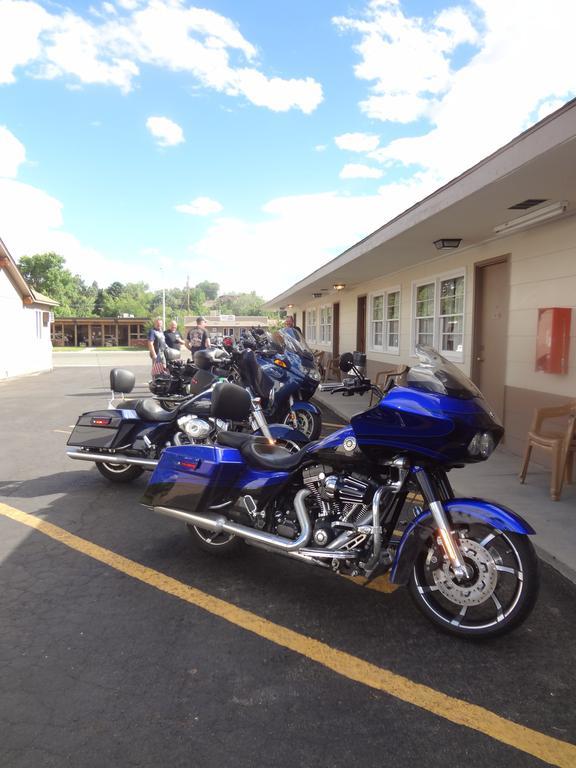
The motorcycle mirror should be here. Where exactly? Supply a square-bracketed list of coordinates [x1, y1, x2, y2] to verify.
[339, 352, 354, 373]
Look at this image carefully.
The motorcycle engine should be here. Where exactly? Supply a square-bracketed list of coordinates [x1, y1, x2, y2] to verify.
[301, 465, 376, 547]
[175, 414, 212, 444]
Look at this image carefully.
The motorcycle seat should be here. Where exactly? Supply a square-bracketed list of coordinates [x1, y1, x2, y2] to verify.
[239, 440, 305, 471]
[215, 431, 259, 449]
[135, 398, 179, 422]
[183, 399, 211, 417]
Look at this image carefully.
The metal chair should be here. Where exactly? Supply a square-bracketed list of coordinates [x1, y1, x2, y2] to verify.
[519, 401, 576, 501]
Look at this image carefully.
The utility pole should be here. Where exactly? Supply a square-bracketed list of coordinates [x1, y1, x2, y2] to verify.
[186, 274, 190, 312]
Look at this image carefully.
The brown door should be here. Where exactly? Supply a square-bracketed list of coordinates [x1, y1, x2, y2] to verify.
[472, 258, 510, 422]
[332, 302, 340, 358]
[301, 310, 305, 337]
[356, 296, 367, 354]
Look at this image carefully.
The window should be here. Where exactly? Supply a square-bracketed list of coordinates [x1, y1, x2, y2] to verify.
[370, 289, 400, 353]
[412, 273, 465, 358]
[319, 306, 332, 344]
[439, 276, 464, 353]
[35, 310, 42, 339]
[306, 309, 317, 343]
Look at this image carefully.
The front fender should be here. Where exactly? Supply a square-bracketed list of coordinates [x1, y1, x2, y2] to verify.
[290, 400, 321, 416]
[389, 498, 536, 585]
[257, 424, 310, 445]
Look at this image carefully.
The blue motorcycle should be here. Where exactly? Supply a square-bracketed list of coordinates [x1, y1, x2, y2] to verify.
[142, 346, 539, 639]
[238, 328, 322, 440]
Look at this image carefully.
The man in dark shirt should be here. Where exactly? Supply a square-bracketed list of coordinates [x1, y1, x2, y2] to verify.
[147, 317, 167, 376]
[164, 320, 186, 352]
[186, 316, 211, 353]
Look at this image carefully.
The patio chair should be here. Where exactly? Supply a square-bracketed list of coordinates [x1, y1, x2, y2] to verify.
[519, 401, 576, 501]
[323, 354, 341, 382]
[369, 365, 409, 406]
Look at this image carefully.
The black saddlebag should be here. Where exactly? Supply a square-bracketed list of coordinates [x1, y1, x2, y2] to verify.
[67, 409, 140, 450]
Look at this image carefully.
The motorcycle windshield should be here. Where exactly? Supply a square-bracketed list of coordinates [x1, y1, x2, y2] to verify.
[274, 329, 316, 367]
[405, 345, 483, 400]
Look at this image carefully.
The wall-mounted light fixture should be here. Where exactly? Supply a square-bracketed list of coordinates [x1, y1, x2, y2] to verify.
[494, 200, 568, 234]
[433, 238, 462, 250]
[286, 304, 294, 309]
[333, 283, 346, 290]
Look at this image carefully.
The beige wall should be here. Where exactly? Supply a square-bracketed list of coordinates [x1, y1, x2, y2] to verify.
[297, 214, 576, 396]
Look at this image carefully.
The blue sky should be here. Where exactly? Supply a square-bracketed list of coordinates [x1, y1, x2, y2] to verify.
[1, 0, 574, 298]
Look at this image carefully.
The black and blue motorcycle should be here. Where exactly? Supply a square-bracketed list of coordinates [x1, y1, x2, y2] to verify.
[141, 346, 539, 639]
[237, 328, 323, 440]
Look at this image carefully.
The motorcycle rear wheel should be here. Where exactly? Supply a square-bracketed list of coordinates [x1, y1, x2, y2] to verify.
[187, 523, 242, 556]
[95, 461, 145, 483]
[408, 523, 539, 639]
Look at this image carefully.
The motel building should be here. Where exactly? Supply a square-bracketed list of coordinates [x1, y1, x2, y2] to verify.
[265, 99, 576, 459]
[0, 238, 57, 380]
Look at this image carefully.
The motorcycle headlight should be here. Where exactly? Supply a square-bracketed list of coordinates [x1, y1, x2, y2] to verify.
[468, 431, 496, 458]
[309, 369, 321, 382]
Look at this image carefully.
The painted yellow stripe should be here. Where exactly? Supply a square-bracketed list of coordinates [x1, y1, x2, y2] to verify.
[1, 501, 574, 768]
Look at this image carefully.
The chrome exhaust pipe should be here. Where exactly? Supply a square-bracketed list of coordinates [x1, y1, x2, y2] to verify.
[67, 449, 158, 469]
[153, 488, 311, 552]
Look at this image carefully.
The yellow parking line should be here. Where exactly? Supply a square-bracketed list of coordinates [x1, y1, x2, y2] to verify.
[0, 501, 574, 768]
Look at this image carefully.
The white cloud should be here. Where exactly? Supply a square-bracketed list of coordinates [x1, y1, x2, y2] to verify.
[146, 116, 184, 147]
[175, 197, 223, 216]
[0, 0, 323, 112]
[339, 163, 383, 179]
[314, 144, 327, 152]
[338, 0, 576, 185]
[335, 132, 380, 152]
[0, 126, 26, 177]
[333, 2, 479, 123]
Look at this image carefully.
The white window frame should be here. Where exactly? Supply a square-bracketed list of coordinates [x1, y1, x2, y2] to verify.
[306, 308, 317, 344]
[368, 287, 400, 354]
[319, 305, 332, 345]
[411, 270, 466, 361]
[35, 310, 42, 339]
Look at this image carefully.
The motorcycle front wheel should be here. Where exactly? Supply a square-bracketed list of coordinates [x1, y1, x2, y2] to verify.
[95, 461, 144, 483]
[283, 408, 321, 440]
[409, 523, 539, 639]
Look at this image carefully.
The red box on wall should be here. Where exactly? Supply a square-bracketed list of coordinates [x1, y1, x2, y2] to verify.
[535, 308, 572, 374]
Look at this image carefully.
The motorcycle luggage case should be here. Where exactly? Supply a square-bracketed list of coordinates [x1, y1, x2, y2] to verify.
[142, 444, 245, 514]
[67, 409, 140, 450]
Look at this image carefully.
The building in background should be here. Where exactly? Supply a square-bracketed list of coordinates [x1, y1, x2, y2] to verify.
[266, 99, 576, 458]
[183, 315, 274, 341]
[51, 317, 149, 347]
[0, 238, 57, 380]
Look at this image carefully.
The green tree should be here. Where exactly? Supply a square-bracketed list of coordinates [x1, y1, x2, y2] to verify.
[195, 280, 219, 301]
[18, 252, 96, 317]
[218, 291, 266, 316]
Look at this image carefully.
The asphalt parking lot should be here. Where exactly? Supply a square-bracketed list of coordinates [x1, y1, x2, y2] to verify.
[1, 356, 575, 768]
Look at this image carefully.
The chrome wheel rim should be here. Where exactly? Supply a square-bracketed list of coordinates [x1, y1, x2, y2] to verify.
[413, 526, 525, 631]
[193, 527, 236, 546]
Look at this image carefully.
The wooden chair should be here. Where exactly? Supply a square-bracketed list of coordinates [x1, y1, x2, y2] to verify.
[519, 402, 576, 501]
[313, 350, 326, 380]
[323, 354, 341, 382]
[369, 365, 409, 405]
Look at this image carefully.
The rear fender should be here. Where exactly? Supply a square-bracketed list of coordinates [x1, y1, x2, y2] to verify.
[390, 498, 536, 585]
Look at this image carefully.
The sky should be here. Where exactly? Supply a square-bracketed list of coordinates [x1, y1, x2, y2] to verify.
[1, 0, 575, 300]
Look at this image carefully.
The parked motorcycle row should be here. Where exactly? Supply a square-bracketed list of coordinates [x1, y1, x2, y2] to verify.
[67, 336, 540, 639]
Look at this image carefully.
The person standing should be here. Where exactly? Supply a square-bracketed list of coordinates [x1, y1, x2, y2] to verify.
[284, 315, 302, 336]
[147, 317, 167, 376]
[164, 319, 186, 352]
[186, 316, 211, 353]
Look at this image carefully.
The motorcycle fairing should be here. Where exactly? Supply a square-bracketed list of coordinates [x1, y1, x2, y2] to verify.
[142, 444, 291, 515]
[389, 498, 536, 584]
[350, 387, 503, 464]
